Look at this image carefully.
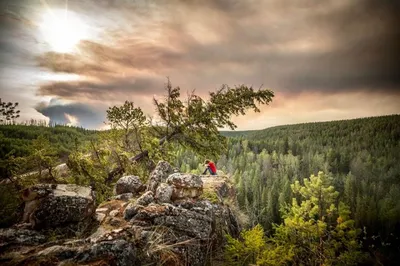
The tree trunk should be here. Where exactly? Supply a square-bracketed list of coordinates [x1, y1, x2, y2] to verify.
[105, 131, 178, 184]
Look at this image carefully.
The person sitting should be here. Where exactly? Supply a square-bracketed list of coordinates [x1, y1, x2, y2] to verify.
[202, 159, 217, 175]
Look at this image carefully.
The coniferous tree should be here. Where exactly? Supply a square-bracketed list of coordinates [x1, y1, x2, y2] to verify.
[263, 172, 365, 265]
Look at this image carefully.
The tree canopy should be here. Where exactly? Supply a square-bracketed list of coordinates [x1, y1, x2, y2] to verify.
[0, 98, 20, 124]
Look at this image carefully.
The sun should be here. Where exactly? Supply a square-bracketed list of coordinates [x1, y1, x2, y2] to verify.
[39, 9, 86, 53]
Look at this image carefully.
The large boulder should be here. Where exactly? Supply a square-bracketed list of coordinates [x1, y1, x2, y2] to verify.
[115, 175, 144, 195]
[21, 184, 95, 229]
[147, 161, 173, 193]
[166, 173, 203, 200]
[127, 199, 240, 265]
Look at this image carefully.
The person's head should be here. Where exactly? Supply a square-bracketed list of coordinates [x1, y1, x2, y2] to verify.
[204, 159, 210, 164]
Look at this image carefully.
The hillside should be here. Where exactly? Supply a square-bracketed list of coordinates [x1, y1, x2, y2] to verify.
[1, 115, 399, 263]
[0, 124, 96, 159]
[177, 114, 400, 263]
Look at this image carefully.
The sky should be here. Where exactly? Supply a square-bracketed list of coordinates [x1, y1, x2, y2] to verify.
[0, 0, 399, 130]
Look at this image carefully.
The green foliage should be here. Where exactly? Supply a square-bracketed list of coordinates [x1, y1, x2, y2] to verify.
[176, 114, 400, 261]
[0, 184, 22, 228]
[99, 80, 274, 182]
[201, 189, 219, 204]
[0, 98, 20, 124]
[106, 101, 147, 152]
[153, 80, 274, 158]
[225, 173, 366, 265]
[267, 172, 365, 265]
[225, 224, 266, 266]
[0, 124, 96, 179]
[66, 133, 122, 203]
[29, 135, 58, 180]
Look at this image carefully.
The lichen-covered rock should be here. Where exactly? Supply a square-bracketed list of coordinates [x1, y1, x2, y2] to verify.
[155, 183, 173, 203]
[124, 203, 143, 220]
[76, 239, 138, 266]
[147, 161, 173, 193]
[167, 173, 203, 200]
[21, 184, 95, 229]
[115, 175, 144, 195]
[202, 175, 235, 199]
[0, 163, 242, 266]
[153, 207, 212, 239]
[111, 192, 134, 201]
[37, 245, 78, 260]
[0, 228, 46, 249]
[136, 191, 154, 206]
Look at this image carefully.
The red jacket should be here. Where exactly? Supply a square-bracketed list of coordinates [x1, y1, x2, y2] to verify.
[208, 162, 217, 173]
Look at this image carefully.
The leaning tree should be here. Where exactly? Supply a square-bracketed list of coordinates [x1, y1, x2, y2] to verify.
[105, 80, 274, 183]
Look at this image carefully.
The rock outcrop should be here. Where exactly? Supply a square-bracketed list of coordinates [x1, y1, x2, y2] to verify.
[21, 184, 95, 229]
[167, 173, 203, 200]
[0, 161, 241, 266]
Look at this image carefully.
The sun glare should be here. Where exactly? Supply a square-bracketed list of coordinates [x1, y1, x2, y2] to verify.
[39, 9, 86, 53]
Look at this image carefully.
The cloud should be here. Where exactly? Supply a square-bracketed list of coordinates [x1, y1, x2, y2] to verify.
[31, 0, 400, 96]
[37, 52, 112, 76]
[1, 0, 400, 129]
[34, 99, 105, 129]
[38, 76, 166, 101]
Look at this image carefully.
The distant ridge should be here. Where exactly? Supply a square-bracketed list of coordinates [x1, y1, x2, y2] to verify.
[220, 114, 400, 137]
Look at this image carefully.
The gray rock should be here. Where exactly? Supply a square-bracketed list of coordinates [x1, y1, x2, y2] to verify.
[147, 161, 173, 193]
[166, 173, 203, 200]
[136, 191, 154, 206]
[153, 209, 212, 240]
[21, 184, 96, 229]
[115, 176, 144, 195]
[0, 228, 46, 248]
[123, 203, 143, 220]
[37, 245, 77, 260]
[155, 183, 173, 203]
[167, 173, 203, 189]
[0, 166, 242, 266]
[110, 192, 134, 201]
[76, 239, 138, 266]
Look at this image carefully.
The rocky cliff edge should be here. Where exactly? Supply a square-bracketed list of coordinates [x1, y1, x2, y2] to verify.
[0, 161, 241, 266]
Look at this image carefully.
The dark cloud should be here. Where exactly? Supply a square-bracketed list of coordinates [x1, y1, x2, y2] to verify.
[37, 52, 112, 75]
[280, 0, 400, 91]
[38, 76, 165, 100]
[30, 0, 400, 97]
[35, 99, 105, 129]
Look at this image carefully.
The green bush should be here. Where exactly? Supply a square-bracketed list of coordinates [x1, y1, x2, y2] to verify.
[0, 184, 22, 227]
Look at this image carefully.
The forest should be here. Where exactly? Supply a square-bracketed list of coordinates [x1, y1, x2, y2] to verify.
[1, 88, 399, 264]
[176, 114, 400, 264]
